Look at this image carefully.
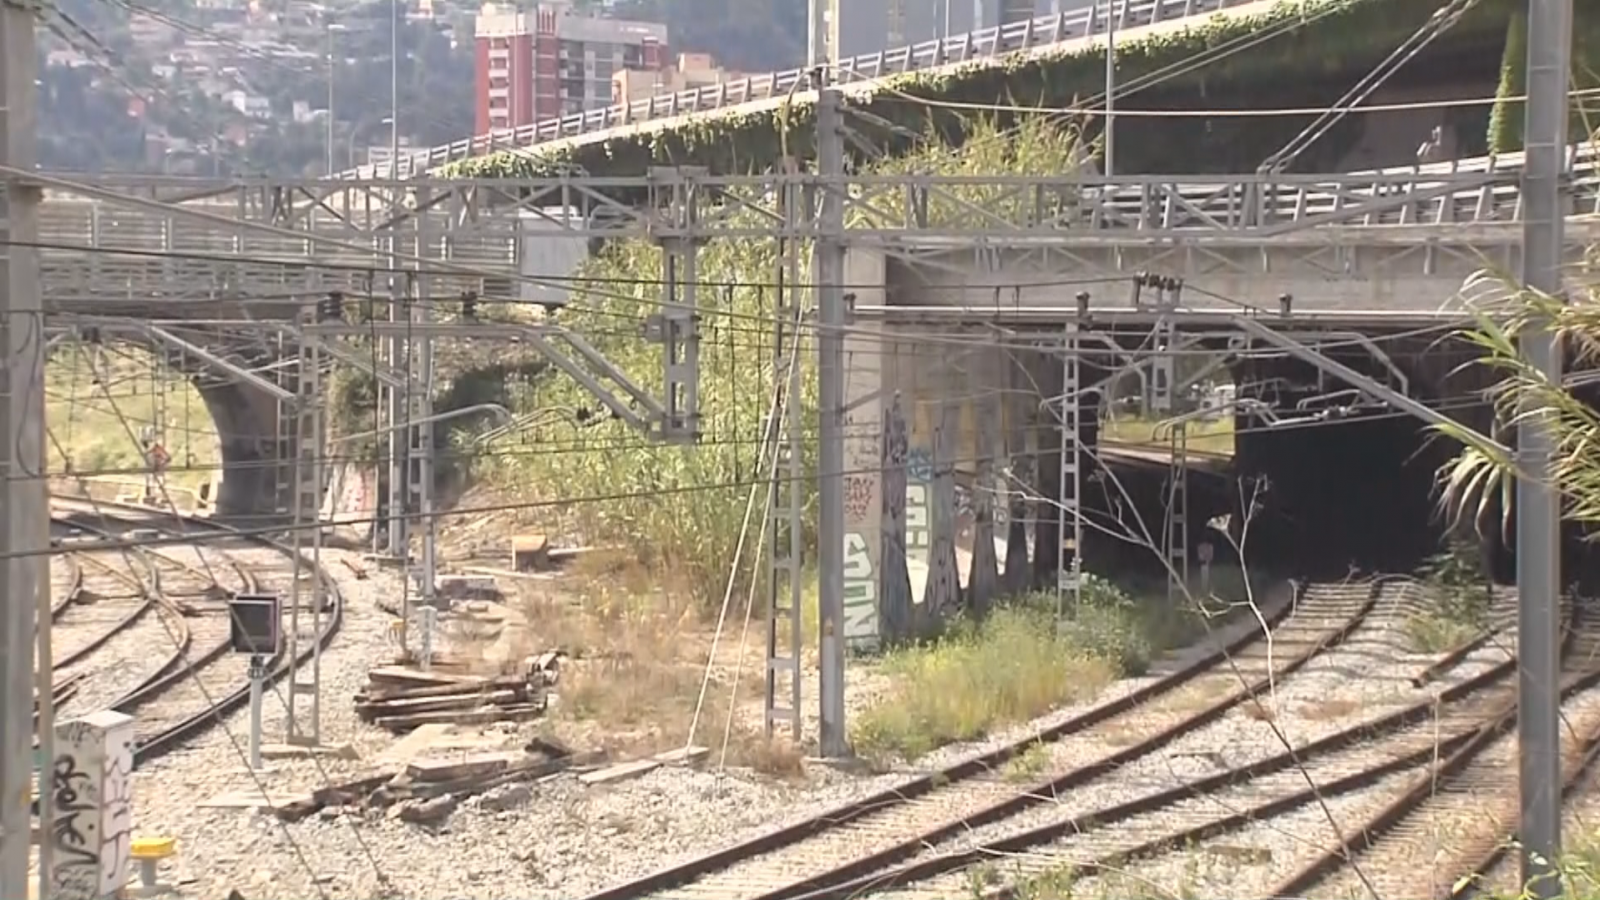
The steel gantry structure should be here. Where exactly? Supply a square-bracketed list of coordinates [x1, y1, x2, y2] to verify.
[3, 76, 1596, 899]
[14, 133, 1599, 736]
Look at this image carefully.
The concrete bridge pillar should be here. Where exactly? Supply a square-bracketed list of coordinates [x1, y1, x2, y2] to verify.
[198, 378, 286, 520]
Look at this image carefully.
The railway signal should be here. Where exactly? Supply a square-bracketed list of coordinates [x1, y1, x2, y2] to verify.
[227, 594, 281, 771]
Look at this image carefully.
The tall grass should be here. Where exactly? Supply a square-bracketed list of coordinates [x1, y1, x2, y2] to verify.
[468, 118, 1090, 606]
[850, 575, 1206, 763]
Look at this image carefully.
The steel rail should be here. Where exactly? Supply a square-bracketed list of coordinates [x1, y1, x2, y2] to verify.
[47, 496, 342, 764]
[794, 590, 1572, 900]
[1269, 606, 1600, 899]
[47, 512, 263, 720]
[578, 578, 1377, 900]
[47, 533, 161, 672]
[1448, 691, 1600, 899]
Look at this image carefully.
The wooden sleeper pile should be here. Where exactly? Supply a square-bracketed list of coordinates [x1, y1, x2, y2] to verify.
[354, 653, 562, 732]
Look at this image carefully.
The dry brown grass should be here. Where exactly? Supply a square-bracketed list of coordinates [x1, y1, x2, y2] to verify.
[465, 549, 810, 779]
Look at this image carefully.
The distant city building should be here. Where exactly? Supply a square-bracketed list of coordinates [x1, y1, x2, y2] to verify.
[612, 52, 741, 105]
[473, 1, 669, 135]
[820, 0, 1092, 63]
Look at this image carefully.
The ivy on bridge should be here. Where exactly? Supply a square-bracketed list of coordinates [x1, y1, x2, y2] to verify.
[442, 0, 1583, 181]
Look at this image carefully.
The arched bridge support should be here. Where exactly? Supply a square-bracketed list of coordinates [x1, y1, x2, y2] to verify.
[47, 325, 292, 521]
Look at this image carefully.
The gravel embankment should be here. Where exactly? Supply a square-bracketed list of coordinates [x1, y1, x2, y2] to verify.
[61, 569, 1489, 900]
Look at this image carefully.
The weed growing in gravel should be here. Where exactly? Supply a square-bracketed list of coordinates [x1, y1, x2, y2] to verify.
[849, 575, 1207, 763]
[1002, 741, 1052, 782]
[1407, 540, 1493, 653]
[1466, 837, 1600, 900]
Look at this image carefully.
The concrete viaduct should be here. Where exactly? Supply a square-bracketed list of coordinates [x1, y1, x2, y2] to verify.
[353, 0, 1502, 181]
[32, 146, 1600, 634]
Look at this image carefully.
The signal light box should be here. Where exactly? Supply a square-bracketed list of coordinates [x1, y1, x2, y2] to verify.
[228, 594, 281, 655]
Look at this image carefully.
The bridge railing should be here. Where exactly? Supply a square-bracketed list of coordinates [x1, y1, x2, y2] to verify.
[348, 0, 1258, 180]
[38, 149, 1600, 259]
[36, 157, 1600, 305]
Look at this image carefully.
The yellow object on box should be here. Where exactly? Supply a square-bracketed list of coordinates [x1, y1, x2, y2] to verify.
[130, 837, 176, 860]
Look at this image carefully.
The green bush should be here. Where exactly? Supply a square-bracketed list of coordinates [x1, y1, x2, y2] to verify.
[850, 575, 1201, 762]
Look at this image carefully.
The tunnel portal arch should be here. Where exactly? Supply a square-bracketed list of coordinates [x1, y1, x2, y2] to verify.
[1226, 338, 1461, 578]
[46, 333, 290, 520]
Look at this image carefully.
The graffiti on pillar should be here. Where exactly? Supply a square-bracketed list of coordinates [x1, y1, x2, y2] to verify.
[924, 401, 964, 625]
[905, 484, 931, 565]
[99, 722, 134, 897]
[879, 393, 913, 644]
[968, 394, 1001, 617]
[845, 408, 881, 472]
[843, 532, 879, 646]
[843, 476, 874, 521]
[1002, 368, 1034, 596]
[50, 729, 101, 899]
[906, 448, 933, 484]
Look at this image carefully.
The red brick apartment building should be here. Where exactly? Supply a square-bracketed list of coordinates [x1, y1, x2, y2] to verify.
[473, 1, 669, 135]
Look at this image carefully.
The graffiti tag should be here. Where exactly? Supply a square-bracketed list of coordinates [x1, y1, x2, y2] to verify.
[843, 476, 874, 521]
[843, 533, 879, 646]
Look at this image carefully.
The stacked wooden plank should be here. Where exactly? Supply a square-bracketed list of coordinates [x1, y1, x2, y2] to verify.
[355, 654, 561, 732]
[275, 737, 592, 824]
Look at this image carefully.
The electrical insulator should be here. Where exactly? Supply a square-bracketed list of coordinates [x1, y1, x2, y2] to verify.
[318, 291, 344, 322]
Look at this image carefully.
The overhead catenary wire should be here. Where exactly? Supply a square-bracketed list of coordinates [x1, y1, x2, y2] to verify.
[11, 382, 1497, 558]
[683, 327, 800, 760]
[48, 305, 426, 887]
[1257, 0, 1485, 174]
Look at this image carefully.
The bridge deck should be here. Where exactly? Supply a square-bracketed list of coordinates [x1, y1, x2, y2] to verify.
[359, 0, 1290, 178]
[34, 144, 1600, 308]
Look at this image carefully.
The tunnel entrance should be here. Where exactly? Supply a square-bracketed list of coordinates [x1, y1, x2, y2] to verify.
[44, 336, 281, 518]
[1232, 354, 1451, 578]
[1086, 342, 1239, 578]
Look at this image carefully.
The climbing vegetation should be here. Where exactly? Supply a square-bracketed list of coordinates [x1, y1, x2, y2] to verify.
[442, 0, 1513, 181]
[1487, 2, 1600, 154]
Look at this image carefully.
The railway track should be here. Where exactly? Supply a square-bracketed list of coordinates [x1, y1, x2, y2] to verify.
[826, 587, 1560, 900]
[1269, 607, 1600, 900]
[48, 516, 260, 727]
[577, 578, 1380, 900]
[42, 497, 343, 765]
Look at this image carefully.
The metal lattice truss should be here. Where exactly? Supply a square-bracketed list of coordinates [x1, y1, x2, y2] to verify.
[32, 147, 1600, 310]
[354, 0, 1264, 178]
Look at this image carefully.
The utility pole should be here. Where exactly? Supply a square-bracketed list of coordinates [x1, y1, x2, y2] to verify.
[0, 0, 45, 896]
[411, 190, 437, 631]
[1103, 0, 1117, 176]
[1516, 0, 1571, 892]
[809, 0, 835, 67]
[814, 68, 848, 758]
[325, 21, 343, 177]
[384, 0, 407, 576]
